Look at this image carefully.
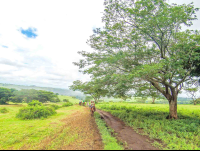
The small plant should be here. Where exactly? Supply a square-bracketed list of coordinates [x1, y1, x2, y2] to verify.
[50, 104, 61, 110]
[63, 99, 69, 102]
[28, 100, 42, 106]
[0, 108, 9, 113]
[62, 102, 73, 107]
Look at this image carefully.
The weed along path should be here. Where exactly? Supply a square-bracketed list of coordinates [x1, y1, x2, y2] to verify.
[97, 109, 159, 150]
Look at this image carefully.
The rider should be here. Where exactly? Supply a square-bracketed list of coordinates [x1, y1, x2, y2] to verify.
[90, 100, 96, 111]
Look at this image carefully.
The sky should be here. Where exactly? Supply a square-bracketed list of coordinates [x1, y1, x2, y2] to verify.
[0, 0, 199, 97]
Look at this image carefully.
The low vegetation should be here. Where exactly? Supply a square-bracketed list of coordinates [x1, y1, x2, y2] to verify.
[94, 112, 123, 150]
[96, 103, 200, 150]
[58, 95, 80, 104]
[62, 102, 73, 107]
[0, 107, 9, 113]
[16, 105, 56, 120]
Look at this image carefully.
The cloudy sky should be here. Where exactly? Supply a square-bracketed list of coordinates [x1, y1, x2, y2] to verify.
[0, 0, 199, 97]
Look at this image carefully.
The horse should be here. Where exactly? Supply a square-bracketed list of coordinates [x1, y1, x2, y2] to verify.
[90, 105, 96, 116]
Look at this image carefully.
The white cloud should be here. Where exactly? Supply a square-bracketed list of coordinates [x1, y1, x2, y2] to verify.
[0, 0, 104, 88]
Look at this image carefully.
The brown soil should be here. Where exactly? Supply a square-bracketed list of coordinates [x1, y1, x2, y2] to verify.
[97, 109, 160, 150]
[20, 107, 103, 150]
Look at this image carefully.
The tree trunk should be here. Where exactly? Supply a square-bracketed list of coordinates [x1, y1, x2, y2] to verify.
[168, 92, 178, 119]
[194, 101, 196, 105]
[152, 97, 155, 104]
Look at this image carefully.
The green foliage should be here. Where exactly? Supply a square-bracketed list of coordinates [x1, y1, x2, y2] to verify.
[16, 105, 56, 120]
[0, 108, 9, 113]
[8, 89, 60, 103]
[85, 96, 93, 102]
[74, 0, 200, 119]
[69, 79, 108, 102]
[94, 112, 123, 150]
[97, 103, 200, 150]
[49, 104, 61, 110]
[63, 99, 69, 102]
[0, 87, 12, 104]
[62, 102, 73, 107]
[28, 100, 42, 106]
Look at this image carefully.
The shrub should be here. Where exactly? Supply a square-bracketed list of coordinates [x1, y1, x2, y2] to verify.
[63, 99, 69, 102]
[0, 108, 9, 113]
[16, 106, 56, 120]
[28, 100, 42, 106]
[62, 102, 73, 107]
[50, 104, 61, 110]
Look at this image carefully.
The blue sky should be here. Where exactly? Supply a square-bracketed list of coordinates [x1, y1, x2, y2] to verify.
[20, 28, 38, 38]
[0, 0, 199, 98]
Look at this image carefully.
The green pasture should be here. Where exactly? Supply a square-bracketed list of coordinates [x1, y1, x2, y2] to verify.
[0, 104, 82, 150]
[96, 102, 200, 150]
[58, 95, 80, 104]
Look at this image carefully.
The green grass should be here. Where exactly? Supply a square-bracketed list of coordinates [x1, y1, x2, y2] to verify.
[94, 112, 123, 150]
[0, 104, 82, 150]
[58, 95, 80, 104]
[96, 102, 200, 150]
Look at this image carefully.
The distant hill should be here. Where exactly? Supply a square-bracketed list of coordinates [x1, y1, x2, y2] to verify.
[0, 83, 85, 100]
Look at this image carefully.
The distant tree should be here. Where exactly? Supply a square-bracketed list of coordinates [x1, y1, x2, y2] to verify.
[70, 79, 108, 103]
[185, 87, 199, 105]
[85, 96, 93, 102]
[0, 88, 12, 104]
[37, 90, 60, 103]
[134, 82, 164, 104]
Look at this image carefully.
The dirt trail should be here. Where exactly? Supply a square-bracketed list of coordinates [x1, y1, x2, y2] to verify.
[21, 107, 103, 150]
[97, 109, 159, 150]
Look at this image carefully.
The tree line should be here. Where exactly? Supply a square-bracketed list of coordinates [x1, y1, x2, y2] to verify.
[0, 87, 60, 104]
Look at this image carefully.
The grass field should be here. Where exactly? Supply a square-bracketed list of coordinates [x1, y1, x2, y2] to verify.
[96, 102, 200, 150]
[0, 103, 83, 150]
[58, 95, 80, 104]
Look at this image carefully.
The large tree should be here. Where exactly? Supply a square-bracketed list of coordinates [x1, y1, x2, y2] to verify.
[74, 0, 200, 119]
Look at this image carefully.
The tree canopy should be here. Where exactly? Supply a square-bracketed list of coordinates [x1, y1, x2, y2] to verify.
[69, 79, 108, 102]
[74, 0, 200, 119]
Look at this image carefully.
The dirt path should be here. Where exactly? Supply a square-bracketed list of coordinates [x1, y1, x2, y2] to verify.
[22, 107, 103, 150]
[97, 109, 159, 150]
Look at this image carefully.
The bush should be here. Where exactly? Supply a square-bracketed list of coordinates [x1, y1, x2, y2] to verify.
[0, 108, 9, 113]
[50, 104, 61, 110]
[16, 106, 56, 120]
[28, 100, 42, 106]
[62, 102, 73, 107]
[63, 99, 69, 102]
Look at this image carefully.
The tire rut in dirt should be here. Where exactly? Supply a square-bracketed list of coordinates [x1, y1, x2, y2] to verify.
[97, 109, 160, 150]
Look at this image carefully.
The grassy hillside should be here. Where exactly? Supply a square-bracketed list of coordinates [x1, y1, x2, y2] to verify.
[58, 95, 80, 104]
[0, 83, 85, 100]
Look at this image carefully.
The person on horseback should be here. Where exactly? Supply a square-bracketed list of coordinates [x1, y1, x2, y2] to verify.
[82, 100, 85, 106]
[90, 100, 96, 111]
